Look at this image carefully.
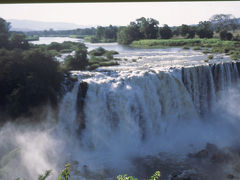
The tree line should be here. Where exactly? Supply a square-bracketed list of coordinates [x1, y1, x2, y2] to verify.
[117, 14, 240, 44]
[24, 27, 96, 37]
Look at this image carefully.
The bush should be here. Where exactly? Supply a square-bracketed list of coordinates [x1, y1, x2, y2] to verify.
[182, 46, 190, 49]
[64, 43, 88, 70]
[220, 30, 233, 40]
[89, 47, 106, 56]
[159, 25, 173, 39]
[208, 55, 214, 59]
[0, 48, 65, 118]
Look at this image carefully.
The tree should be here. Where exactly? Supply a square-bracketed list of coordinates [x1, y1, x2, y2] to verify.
[0, 17, 11, 48]
[9, 32, 29, 49]
[117, 17, 159, 44]
[210, 14, 239, 32]
[96, 26, 105, 40]
[0, 48, 65, 117]
[219, 30, 233, 40]
[187, 26, 196, 38]
[117, 25, 141, 44]
[136, 17, 159, 39]
[179, 24, 196, 38]
[180, 24, 190, 37]
[64, 43, 88, 70]
[196, 21, 213, 38]
[172, 26, 181, 36]
[159, 24, 172, 39]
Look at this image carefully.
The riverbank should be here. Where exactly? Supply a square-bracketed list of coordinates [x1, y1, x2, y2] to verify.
[131, 38, 240, 61]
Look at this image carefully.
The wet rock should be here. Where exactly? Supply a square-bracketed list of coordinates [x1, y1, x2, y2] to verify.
[211, 151, 232, 164]
[227, 174, 234, 179]
[169, 169, 201, 180]
[188, 149, 208, 159]
[76, 81, 88, 133]
[206, 143, 218, 153]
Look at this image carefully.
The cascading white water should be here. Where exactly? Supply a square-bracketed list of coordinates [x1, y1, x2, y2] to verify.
[56, 62, 240, 179]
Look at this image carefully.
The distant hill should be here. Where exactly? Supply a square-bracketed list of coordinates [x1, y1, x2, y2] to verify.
[8, 19, 93, 31]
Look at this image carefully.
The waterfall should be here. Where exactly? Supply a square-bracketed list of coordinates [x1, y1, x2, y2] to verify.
[56, 62, 240, 177]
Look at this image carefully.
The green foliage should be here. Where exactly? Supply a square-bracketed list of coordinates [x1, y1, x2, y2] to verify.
[38, 170, 52, 180]
[117, 171, 160, 180]
[149, 171, 161, 180]
[99, 61, 119, 66]
[86, 25, 118, 43]
[230, 51, 240, 60]
[118, 26, 141, 45]
[63, 43, 88, 70]
[25, 35, 39, 41]
[87, 63, 100, 70]
[89, 47, 118, 63]
[9, 32, 30, 50]
[0, 17, 10, 48]
[208, 55, 214, 59]
[179, 24, 196, 38]
[210, 14, 239, 32]
[89, 47, 106, 56]
[137, 17, 159, 39]
[25, 27, 96, 37]
[220, 30, 233, 40]
[84, 36, 99, 43]
[131, 38, 202, 48]
[58, 163, 71, 180]
[0, 48, 65, 118]
[159, 24, 173, 39]
[193, 46, 201, 50]
[196, 21, 213, 38]
[182, 46, 190, 49]
[46, 41, 78, 52]
[117, 174, 137, 180]
[118, 17, 159, 44]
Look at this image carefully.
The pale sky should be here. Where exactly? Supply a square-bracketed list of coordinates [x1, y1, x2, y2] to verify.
[0, 1, 240, 27]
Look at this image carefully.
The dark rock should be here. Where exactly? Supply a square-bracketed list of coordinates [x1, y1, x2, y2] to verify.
[195, 149, 209, 159]
[169, 169, 200, 180]
[206, 143, 218, 154]
[211, 151, 231, 164]
[76, 81, 88, 136]
[227, 174, 234, 179]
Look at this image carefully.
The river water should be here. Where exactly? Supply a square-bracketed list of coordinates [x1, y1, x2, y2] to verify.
[7, 37, 236, 180]
[31, 36, 232, 69]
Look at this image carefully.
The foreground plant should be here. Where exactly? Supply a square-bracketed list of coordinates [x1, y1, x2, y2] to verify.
[58, 163, 71, 180]
[117, 170, 160, 180]
[38, 170, 52, 180]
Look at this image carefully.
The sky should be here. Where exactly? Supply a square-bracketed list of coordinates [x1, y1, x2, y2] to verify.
[0, 1, 240, 27]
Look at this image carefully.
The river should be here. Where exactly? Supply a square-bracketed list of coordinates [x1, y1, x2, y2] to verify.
[31, 36, 231, 69]
[2, 36, 237, 180]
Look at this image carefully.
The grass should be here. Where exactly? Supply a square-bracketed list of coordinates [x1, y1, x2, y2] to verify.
[87, 47, 120, 70]
[25, 35, 39, 41]
[131, 38, 202, 48]
[69, 34, 87, 39]
[131, 38, 240, 61]
[182, 46, 190, 50]
[84, 36, 116, 43]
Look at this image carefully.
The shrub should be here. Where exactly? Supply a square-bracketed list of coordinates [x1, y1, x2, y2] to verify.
[89, 47, 106, 56]
[220, 30, 233, 40]
[0, 49, 65, 118]
[208, 55, 214, 59]
[182, 46, 190, 49]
